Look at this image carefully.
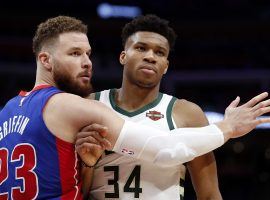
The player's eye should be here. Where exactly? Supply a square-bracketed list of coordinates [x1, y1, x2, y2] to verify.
[156, 51, 165, 56]
[136, 46, 145, 52]
[70, 51, 81, 56]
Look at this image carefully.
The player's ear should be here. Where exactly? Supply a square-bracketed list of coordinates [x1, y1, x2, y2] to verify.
[163, 60, 169, 74]
[38, 51, 52, 71]
[119, 51, 127, 65]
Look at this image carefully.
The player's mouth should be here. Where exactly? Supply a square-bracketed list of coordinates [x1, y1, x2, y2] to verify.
[138, 65, 157, 75]
[78, 71, 92, 81]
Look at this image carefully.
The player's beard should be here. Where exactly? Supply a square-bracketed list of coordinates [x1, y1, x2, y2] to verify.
[53, 64, 93, 98]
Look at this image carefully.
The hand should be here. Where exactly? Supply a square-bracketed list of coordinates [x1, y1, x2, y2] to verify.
[75, 123, 111, 167]
[218, 92, 270, 139]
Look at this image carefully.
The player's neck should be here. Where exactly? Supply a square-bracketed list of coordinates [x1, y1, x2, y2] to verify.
[35, 67, 56, 88]
[115, 82, 160, 112]
[34, 80, 54, 88]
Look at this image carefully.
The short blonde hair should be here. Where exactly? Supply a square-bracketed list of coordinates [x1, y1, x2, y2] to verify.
[32, 16, 87, 56]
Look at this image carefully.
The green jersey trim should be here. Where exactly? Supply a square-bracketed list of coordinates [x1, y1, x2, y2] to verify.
[109, 88, 163, 117]
[167, 97, 177, 130]
[95, 92, 101, 101]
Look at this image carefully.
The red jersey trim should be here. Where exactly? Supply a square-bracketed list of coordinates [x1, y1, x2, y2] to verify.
[56, 137, 82, 200]
[19, 84, 52, 96]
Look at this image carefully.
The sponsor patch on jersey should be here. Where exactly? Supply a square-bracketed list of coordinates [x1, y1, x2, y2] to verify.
[121, 148, 134, 155]
[146, 110, 164, 121]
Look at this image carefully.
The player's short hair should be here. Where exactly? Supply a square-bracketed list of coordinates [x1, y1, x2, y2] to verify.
[32, 16, 88, 56]
[121, 14, 177, 50]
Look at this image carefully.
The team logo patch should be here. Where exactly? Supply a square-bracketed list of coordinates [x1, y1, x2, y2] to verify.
[121, 148, 134, 155]
[146, 110, 164, 121]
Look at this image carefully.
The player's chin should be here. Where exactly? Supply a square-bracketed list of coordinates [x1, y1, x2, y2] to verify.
[73, 83, 92, 97]
[137, 80, 157, 88]
[82, 83, 93, 94]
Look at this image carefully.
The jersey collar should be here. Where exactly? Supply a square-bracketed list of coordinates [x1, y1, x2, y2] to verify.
[19, 84, 52, 96]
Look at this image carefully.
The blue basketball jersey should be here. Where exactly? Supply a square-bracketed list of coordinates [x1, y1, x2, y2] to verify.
[0, 85, 83, 200]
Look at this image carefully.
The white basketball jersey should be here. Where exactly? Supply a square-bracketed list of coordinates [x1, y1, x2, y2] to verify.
[89, 89, 186, 200]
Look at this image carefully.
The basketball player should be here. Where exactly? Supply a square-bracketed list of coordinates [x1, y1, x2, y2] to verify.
[1, 15, 270, 199]
[85, 15, 266, 199]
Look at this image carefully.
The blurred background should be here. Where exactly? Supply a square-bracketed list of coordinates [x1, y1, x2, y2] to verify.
[0, 0, 269, 199]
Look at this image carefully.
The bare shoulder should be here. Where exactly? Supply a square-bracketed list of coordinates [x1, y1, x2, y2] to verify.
[43, 92, 113, 142]
[42, 93, 88, 142]
[173, 99, 203, 114]
[43, 93, 87, 124]
[44, 93, 107, 127]
[46, 93, 93, 113]
[172, 99, 209, 127]
[48, 92, 102, 107]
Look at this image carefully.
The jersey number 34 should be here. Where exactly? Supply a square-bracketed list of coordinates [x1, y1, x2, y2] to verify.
[104, 165, 142, 198]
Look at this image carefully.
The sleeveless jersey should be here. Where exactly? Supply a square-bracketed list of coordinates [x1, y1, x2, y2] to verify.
[0, 85, 83, 200]
[90, 89, 186, 200]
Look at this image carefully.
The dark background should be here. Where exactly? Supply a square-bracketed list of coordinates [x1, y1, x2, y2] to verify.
[0, 1, 269, 199]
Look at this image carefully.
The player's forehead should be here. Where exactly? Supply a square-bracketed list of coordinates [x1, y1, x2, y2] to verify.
[57, 32, 91, 51]
[127, 31, 169, 50]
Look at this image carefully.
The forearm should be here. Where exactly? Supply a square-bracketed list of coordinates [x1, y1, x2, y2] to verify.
[81, 167, 94, 199]
[112, 121, 225, 166]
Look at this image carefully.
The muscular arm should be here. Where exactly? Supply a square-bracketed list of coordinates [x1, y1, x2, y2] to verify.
[43, 92, 270, 166]
[172, 99, 222, 199]
[43, 93, 123, 145]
